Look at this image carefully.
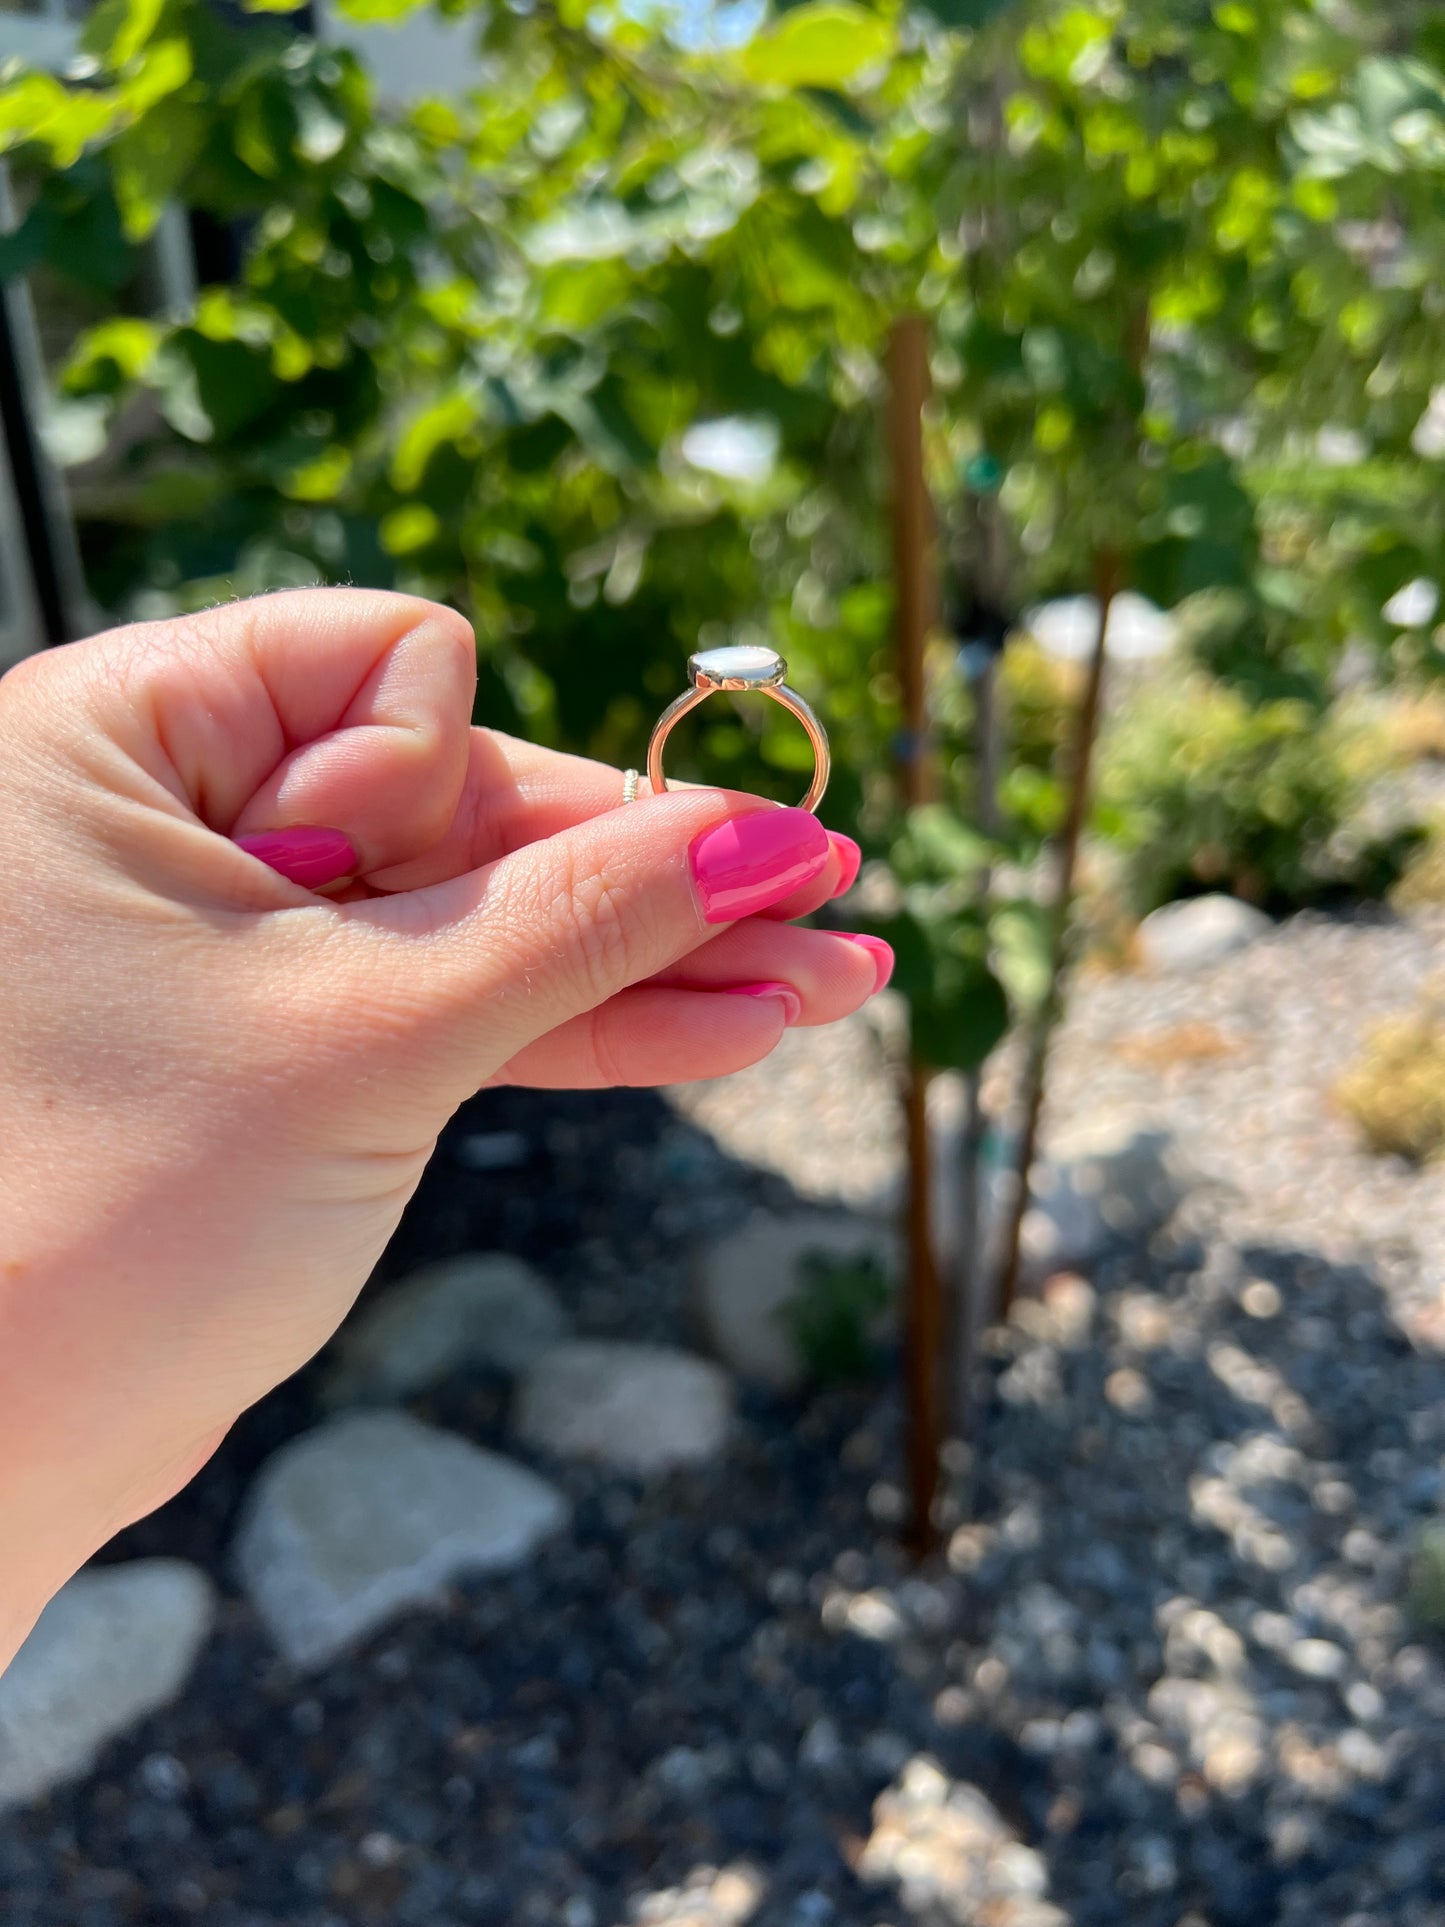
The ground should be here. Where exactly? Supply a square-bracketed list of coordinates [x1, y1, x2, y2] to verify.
[3, 906, 1445, 1927]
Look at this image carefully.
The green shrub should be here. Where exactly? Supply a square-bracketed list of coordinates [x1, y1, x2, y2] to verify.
[781, 1251, 892, 1387]
[1095, 671, 1408, 915]
[1337, 990, 1445, 1164]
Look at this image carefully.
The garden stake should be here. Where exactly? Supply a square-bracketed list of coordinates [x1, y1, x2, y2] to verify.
[942, 476, 1013, 1445]
[887, 315, 944, 1556]
[996, 549, 1119, 1320]
[952, 631, 1003, 1433]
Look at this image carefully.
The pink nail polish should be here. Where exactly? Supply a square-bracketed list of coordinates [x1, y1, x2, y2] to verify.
[689, 810, 830, 924]
[724, 981, 803, 1026]
[838, 932, 895, 993]
[827, 833, 862, 899]
[235, 825, 358, 890]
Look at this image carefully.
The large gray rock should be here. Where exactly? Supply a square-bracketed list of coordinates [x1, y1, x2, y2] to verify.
[935, 1110, 1191, 1287]
[1136, 894, 1271, 973]
[860, 1755, 1069, 1925]
[514, 1341, 732, 1475]
[235, 1411, 567, 1668]
[696, 1210, 894, 1392]
[1022, 1114, 1187, 1269]
[0, 1560, 214, 1810]
[324, 1253, 568, 1405]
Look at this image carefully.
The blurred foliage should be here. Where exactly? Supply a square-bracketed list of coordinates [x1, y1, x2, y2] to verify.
[863, 802, 1018, 1066]
[1336, 984, 1445, 1164]
[782, 1249, 892, 1385]
[1408, 1522, 1445, 1636]
[1096, 669, 1410, 913]
[1390, 816, 1445, 911]
[1380, 686, 1445, 764]
[996, 637, 1081, 775]
[8, 0, 1445, 1067]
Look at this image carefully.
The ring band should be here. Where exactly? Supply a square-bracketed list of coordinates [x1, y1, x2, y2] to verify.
[645, 645, 830, 814]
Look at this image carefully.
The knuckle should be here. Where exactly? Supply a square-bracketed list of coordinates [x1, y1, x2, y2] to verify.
[546, 849, 637, 1008]
[585, 1003, 633, 1088]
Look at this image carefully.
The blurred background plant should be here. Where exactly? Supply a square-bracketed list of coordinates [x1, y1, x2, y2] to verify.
[1095, 669, 1412, 915]
[1337, 981, 1445, 1166]
[780, 1249, 893, 1386]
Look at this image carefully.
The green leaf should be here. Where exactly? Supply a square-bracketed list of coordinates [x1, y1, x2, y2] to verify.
[1135, 454, 1257, 606]
[294, 92, 348, 165]
[115, 36, 193, 117]
[897, 803, 994, 881]
[391, 390, 481, 492]
[581, 377, 656, 471]
[81, 0, 166, 68]
[0, 74, 117, 164]
[380, 503, 441, 553]
[282, 446, 352, 501]
[111, 100, 205, 239]
[799, 87, 873, 137]
[65, 316, 162, 389]
[864, 908, 935, 998]
[863, 897, 1010, 1071]
[911, 961, 1010, 1072]
[742, 4, 894, 90]
[332, 0, 433, 22]
[157, 335, 277, 443]
[989, 899, 1052, 1016]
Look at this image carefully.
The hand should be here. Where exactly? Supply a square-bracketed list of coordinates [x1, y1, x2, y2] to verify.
[0, 588, 889, 1665]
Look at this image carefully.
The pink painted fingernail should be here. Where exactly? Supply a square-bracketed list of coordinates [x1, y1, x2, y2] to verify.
[838, 932, 895, 993]
[235, 826, 358, 890]
[689, 810, 830, 924]
[724, 981, 803, 1026]
[828, 833, 862, 899]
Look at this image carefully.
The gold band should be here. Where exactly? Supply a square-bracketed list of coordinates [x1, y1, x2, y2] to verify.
[644, 682, 830, 813]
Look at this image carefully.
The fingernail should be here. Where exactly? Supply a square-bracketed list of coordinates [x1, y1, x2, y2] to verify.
[689, 809, 830, 924]
[828, 833, 862, 899]
[724, 981, 803, 1026]
[838, 932, 895, 993]
[235, 825, 358, 890]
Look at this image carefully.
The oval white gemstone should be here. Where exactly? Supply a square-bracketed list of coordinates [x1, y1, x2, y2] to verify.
[690, 644, 785, 686]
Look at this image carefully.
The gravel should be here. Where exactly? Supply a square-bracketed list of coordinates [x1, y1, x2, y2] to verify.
[3, 905, 1445, 1926]
[677, 905, 1445, 1327]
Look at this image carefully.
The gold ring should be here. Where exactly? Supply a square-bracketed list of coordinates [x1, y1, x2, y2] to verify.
[645, 645, 829, 814]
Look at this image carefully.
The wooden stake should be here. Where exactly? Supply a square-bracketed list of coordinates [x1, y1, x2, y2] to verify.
[995, 549, 1119, 1320]
[887, 315, 942, 1555]
[952, 647, 1002, 1432]
[889, 317, 934, 813]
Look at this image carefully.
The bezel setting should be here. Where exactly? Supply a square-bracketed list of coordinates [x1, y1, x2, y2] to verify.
[688, 644, 788, 693]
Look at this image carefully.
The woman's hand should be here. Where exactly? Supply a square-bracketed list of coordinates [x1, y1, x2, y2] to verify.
[0, 588, 888, 1666]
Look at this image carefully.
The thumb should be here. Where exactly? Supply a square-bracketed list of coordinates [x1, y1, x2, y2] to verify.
[55, 587, 477, 878]
[329, 789, 832, 1091]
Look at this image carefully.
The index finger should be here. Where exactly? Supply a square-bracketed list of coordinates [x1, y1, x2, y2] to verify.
[364, 728, 857, 917]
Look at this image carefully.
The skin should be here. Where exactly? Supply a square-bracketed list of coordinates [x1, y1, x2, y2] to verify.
[0, 588, 883, 1672]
